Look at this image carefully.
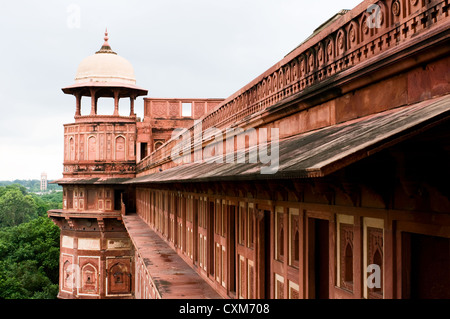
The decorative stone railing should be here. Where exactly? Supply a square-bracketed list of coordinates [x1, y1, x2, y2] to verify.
[64, 162, 136, 174]
[74, 114, 137, 123]
[137, 0, 450, 173]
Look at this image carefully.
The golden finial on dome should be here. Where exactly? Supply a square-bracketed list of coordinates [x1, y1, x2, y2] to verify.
[103, 28, 109, 46]
[96, 27, 117, 55]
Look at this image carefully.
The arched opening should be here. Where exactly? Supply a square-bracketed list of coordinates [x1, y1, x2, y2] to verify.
[344, 242, 353, 283]
[80, 96, 91, 116]
[96, 97, 115, 115]
[115, 136, 126, 161]
[87, 136, 97, 161]
[373, 249, 383, 293]
[119, 98, 131, 117]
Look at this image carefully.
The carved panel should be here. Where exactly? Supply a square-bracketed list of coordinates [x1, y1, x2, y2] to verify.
[276, 211, 285, 262]
[289, 281, 299, 299]
[340, 223, 354, 291]
[79, 257, 99, 295]
[275, 274, 284, 299]
[248, 261, 254, 299]
[239, 256, 246, 298]
[169, 102, 180, 117]
[152, 101, 167, 118]
[289, 210, 300, 268]
[61, 254, 74, 293]
[107, 257, 132, 295]
[367, 227, 383, 299]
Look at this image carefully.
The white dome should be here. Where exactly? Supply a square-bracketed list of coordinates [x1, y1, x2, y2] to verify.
[74, 30, 136, 85]
[75, 52, 136, 85]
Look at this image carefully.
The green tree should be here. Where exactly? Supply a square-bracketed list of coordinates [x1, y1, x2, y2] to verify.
[0, 184, 61, 299]
[0, 188, 37, 228]
[0, 217, 60, 299]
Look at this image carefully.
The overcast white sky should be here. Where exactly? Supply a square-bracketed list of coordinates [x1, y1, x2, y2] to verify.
[0, 0, 361, 181]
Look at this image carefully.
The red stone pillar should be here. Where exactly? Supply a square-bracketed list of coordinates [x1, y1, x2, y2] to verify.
[130, 96, 135, 116]
[114, 90, 120, 116]
[75, 93, 81, 117]
[90, 89, 97, 116]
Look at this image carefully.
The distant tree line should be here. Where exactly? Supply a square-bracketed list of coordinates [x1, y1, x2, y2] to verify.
[0, 180, 62, 193]
[0, 184, 61, 299]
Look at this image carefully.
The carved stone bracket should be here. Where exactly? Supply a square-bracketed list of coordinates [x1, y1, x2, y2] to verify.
[97, 219, 105, 232]
[66, 218, 75, 229]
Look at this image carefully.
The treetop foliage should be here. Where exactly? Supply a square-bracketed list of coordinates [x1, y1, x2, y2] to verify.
[0, 184, 61, 299]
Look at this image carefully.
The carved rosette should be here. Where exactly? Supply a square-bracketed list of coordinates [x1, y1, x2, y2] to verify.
[336, 29, 346, 56]
[317, 43, 325, 66]
[278, 69, 284, 89]
[299, 55, 307, 76]
[308, 50, 315, 70]
[392, 0, 401, 16]
[326, 37, 334, 61]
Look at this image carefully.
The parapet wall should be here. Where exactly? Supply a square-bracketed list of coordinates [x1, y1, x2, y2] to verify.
[136, 0, 450, 176]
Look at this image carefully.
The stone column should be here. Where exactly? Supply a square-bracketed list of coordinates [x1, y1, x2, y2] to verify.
[75, 93, 81, 117]
[90, 89, 97, 116]
[130, 96, 135, 116]
[114, 90, 120, 116]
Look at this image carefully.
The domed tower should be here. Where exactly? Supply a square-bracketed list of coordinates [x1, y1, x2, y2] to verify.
[48, 30, 147, 299]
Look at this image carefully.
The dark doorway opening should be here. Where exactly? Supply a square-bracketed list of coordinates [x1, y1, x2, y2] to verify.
[403, 232, 450, 299]
[140, 142, 148, 161]
[114, 190, 124, 211]
[67, 190, 74, 209]
[87, 189, 97, 210]
[308, 218, 329, 299]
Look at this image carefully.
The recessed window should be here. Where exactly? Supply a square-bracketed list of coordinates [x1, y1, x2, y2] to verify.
[182, 103, 192, 117]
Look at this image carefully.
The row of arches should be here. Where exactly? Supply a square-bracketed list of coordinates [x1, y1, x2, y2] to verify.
[203, 0, 430, 129]
[62, 259, 132, 296]
[67, 135, 128, 162]
[77, 97, 136, 117]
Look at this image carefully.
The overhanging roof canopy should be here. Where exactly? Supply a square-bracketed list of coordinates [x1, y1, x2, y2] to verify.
[51, 177, 132, 185]
[126, 94, 450, 184]
[62, 81, 148, 97]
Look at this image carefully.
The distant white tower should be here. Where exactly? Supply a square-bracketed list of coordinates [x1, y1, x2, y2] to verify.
[40, 172, 48, 192]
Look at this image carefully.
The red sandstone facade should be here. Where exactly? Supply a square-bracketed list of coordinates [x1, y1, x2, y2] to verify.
[49, 0, 450, 299]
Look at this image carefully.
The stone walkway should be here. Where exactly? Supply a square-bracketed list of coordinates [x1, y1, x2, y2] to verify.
[122, 214, 222, 299]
